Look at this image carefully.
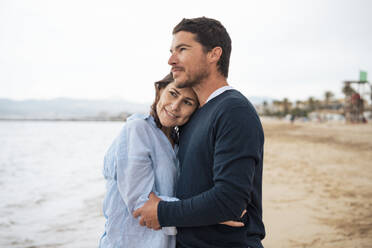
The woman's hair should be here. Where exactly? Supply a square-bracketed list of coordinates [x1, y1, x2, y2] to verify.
[150, 73, 174, 129]
[150, 73, 199, 144]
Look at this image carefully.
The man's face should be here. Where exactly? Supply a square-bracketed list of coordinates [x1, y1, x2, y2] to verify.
[168, 31, 210, 88]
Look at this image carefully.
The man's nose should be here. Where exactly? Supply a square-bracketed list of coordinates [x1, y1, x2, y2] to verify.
[168, 52, 177, 65]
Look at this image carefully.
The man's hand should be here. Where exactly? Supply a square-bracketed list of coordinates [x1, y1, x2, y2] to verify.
[133, 192, 161, 230]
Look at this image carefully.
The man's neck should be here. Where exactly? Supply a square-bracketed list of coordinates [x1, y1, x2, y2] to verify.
[193, 73, 228, 107]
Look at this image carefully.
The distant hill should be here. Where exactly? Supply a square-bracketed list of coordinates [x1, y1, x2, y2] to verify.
[0, 98, 150, 120]
[0, 96, 272, 120]
[248, 96, 273, 105]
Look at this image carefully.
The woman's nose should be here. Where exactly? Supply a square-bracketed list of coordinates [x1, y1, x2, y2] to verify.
[171, 100, 181, 111]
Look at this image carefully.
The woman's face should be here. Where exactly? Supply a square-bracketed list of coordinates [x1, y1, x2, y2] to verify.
[156, 81, 198, 127]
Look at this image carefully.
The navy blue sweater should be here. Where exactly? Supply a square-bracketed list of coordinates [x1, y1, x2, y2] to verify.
[158, 90, 265, 248]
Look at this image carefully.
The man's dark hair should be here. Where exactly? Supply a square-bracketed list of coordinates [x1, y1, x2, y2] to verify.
[173, 17, 232, 78]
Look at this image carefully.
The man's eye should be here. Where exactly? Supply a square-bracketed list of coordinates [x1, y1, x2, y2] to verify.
[180, 47, 186, 51]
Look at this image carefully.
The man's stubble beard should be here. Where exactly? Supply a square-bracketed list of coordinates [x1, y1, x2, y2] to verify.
[175, 65, 209, 89]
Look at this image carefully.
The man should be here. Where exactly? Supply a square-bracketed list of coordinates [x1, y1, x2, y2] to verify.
[134, 17, 265, 248]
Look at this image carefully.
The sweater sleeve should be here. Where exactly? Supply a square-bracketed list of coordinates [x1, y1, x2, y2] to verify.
[158, 106, 264, 227]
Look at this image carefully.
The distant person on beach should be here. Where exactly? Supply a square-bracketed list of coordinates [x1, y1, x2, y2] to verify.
[133, 17, 266, 248]
[99, 73, 242, 248]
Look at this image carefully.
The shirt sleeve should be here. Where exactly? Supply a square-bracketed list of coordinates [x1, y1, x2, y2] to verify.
[158, 106, 264, 227]
[156, 194, 179, 235]
[115, 119, 178, 235]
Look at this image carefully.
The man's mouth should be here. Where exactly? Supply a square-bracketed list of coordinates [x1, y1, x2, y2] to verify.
[171, 67, 184, 73]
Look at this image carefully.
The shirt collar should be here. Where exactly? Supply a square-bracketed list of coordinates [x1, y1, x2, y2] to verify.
[205, 86, 234, 104]
[127, 113, 151, 122]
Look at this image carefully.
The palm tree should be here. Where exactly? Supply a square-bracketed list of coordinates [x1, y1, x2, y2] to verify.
[282, 98, 291, 115]
[342, 83, 355, 96]
[307, 97, 316, 111]
[272, 100, 282, 109]
[324, 91, 334, 106]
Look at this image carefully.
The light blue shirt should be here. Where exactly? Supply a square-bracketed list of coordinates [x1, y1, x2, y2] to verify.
[99, 114, 178, 248]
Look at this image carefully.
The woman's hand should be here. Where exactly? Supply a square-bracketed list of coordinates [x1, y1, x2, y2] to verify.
[219, 210, 246, 227]
[220, 220, 244, 227]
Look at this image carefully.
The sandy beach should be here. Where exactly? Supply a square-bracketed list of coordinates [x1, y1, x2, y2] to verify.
[1, 120, 372, 248]
[261, 118, 372, 247]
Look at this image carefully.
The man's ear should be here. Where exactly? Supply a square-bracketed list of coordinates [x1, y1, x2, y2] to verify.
[208, 47, 223, 64]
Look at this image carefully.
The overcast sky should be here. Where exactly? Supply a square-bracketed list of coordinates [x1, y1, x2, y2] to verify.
[1, 0, 371, 103]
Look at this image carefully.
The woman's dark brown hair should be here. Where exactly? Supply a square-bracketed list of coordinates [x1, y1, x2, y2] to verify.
[150, 73, 174, 129]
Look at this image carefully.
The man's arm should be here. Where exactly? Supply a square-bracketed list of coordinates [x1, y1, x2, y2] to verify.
[134, 106, 264, 228]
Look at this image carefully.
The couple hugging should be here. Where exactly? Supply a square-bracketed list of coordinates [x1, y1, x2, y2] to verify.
[100, 17, 265, 248]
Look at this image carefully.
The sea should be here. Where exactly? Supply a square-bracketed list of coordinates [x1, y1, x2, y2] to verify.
[0, 120, 124, 248]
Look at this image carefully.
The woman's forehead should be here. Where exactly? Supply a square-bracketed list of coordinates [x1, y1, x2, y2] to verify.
[168, 83, 197, 99]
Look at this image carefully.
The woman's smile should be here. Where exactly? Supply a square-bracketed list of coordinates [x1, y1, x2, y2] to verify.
[164, 108, 178, 119]
[156, 82, 198, 128]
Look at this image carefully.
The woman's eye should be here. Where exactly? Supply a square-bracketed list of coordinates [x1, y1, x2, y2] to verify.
[169, 91, 177, 97]
[184, 100, 192, 106]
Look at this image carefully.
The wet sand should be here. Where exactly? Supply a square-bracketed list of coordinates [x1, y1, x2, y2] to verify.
[261, 118, 372, 247]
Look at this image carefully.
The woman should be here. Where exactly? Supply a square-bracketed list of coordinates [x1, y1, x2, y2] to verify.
[99, 74, 242, 248]
[99, 73, 198, 248]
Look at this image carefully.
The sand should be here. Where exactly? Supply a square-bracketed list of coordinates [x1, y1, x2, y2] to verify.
[6, 120, 368, 247]
[261, 118, 372, 247]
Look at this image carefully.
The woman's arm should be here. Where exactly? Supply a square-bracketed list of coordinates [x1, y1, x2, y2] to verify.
[115, 119, 177, 235]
